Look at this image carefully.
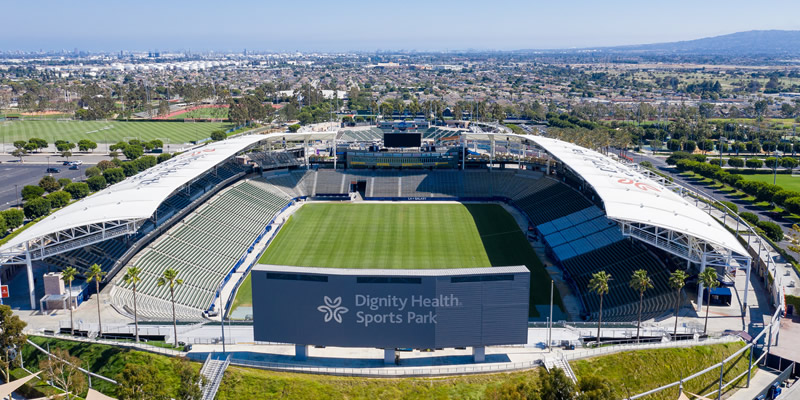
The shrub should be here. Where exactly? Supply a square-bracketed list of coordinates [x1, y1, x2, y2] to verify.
[684, 140, 697, 152]
[58, 178, 72, 188]
[121, 162, 138, 177]
[23, 197, 51, 219]
[764, 157, 778, 168]
[639, 161, 653, 168]
[757, 220, 784, 242]
[136, 155, 157, 170]
[0, 216, 6, 235]
[288, 124, 301, 133]
[103, 168, 125, 185]
[64, 182, 90, 199]
[745, 158, 763, 168]
[773, 190, 800, 206]
[675, 159, 697, 172]
[1, 209, 24, 229]
[157, 153, 172, 164]
[122, 144, 144, 160]
[691, 154, 707, 162]
[45, 191, 71, 208]
[719, 201, 738, 213]
[756, 184, 782, 203]
[781, 157, 798, 169]
[784, 197, 800, 215]
[21, 185, 45, 200]
[740, 212, 759, 225]
[38, 175, 60, 193]
[210, 130, 226, 141]
[727, 157, 744, 168]
[708, 159, 724, 167]
[85, 166, 101, 178]
[87, 175, 107, 192]
[97, 160, 116, 171]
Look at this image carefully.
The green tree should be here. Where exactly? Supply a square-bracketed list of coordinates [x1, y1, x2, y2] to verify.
[588, 271, 611, 346]
[39, 175, 60, 193]
[86, 264, 106, 335]
[0, 215, 6, 235]
[210, 130, 226, 141]
[23, 197, 51, 219]
[175, 358, 205, 400]
[64, 182, 91, 199]
[577, 375, 613, 400]
[21, 184, 45, 200]
[539, 368, 576, 400]
[669, 269, 689, 336]
[699, 266, 720, 335]
[46, 191, 71, 208]
[11, 148, 27, 162]
[77, 139, 98, 152]
[288, 124, 301, 133]
[158, 268, 184, 347]
[122, 266, 142, 343]
[2, 209, 24, 229]
[85, 166, 101, 178]
[0, 304, 27, 383]
[58, 178, 72, 188]
[122, 144, 144, 160]
[62, 267, 78, 336]
[12, 140, 26, 149]
[103, 168, 125, 185]
[629, 269, 653, 343]
[96, 160, 116, 171]
[727, 157, 744, 168]
[39, 348, 87, 400]
[115, 363, 170, 400]
[157, 153, 172, 163]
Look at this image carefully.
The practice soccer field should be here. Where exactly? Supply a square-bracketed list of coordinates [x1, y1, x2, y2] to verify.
[238, 202, 560, 316]
[739, 172, 800, 192]
[0, 120, 233, 144]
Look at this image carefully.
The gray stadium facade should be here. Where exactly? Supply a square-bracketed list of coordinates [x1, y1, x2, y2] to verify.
[252, 265, 530, 363]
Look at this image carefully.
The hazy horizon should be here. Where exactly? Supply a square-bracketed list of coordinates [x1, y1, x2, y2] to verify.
[2, 0, 800, 52]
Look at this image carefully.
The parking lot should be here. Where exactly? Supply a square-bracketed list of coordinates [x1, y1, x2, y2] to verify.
[0, 162, 92, 210]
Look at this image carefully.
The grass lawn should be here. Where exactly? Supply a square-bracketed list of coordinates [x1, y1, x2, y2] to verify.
[740, 172, 800, 192]
[0, 120, 233, 144]
[169, 107, 229, 120]
[239, 203, 558, 317]
[571, 342, 750, 400]
[259, 203, 490, 269]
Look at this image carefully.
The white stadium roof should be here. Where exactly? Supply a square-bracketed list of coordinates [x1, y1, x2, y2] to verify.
[462, 132, 748, 259]
[527, 136, 748, 256]
[0, 135, 268, 256]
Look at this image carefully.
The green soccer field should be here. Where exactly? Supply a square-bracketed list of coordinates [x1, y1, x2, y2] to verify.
[233, 202, 560, 317]
[0, 120, 234, 144]
[740, 172, 800, 191]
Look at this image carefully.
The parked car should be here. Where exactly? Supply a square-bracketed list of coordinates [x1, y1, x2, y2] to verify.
[69, 165, 79, 170]
[62, 161, 72, 165]
[46, 167, 60, 173]
[70, 160, 83, 166]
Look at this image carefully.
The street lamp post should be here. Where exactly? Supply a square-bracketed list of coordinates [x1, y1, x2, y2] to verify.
[47, 156, 51, 175]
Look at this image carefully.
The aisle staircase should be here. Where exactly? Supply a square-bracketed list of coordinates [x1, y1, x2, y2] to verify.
[543, 352, 577, 384]
[200, 353, 231, 400]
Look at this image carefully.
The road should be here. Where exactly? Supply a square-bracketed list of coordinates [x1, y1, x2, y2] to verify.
[0, 163, 91, 210]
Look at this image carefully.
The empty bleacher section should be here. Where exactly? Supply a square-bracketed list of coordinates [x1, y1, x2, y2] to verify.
[111, 181, 292, 320]
[339, 127, 384, 142]
[538, 207, 625, 262]
[315, 170, 348, 194]
[560, 240, 674, 321]
[248, 151, 301, 169]
[42, 160, 252, 276]
[422, 127, 461, 141]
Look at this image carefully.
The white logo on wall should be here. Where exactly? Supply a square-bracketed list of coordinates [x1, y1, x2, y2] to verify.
[317, 296, 349, 323]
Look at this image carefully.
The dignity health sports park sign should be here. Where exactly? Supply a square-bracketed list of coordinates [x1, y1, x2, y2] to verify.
[251, 265, 530, 349]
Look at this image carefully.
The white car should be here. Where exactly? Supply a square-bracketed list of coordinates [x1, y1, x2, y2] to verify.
[69, 160, 83, 166]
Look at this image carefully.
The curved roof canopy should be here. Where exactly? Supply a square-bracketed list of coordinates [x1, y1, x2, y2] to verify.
[464, 132, 748, 258]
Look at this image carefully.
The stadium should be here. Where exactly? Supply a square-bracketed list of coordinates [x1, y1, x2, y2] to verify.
[0, 123, 754, 360]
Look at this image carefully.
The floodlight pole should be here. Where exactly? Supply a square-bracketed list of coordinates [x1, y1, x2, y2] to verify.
[548, 279, 554, 352]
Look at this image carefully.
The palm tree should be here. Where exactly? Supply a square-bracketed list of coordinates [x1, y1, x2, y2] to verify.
[61, 267, 78, 336]
[699, 267, 720, 335]
[669, 269, 689, 337]
[629, 269, 653, 344]
[588, 271, 612, 346]
[122, 266, 142, 343]
[86, 264, 106, 336]
[158, 268, 184, 347]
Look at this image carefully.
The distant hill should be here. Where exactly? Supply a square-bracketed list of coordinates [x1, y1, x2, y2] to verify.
[602, 30, 800, 55]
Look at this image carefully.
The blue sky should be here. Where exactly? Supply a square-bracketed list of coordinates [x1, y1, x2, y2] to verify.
[2, 0, 799, 52]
